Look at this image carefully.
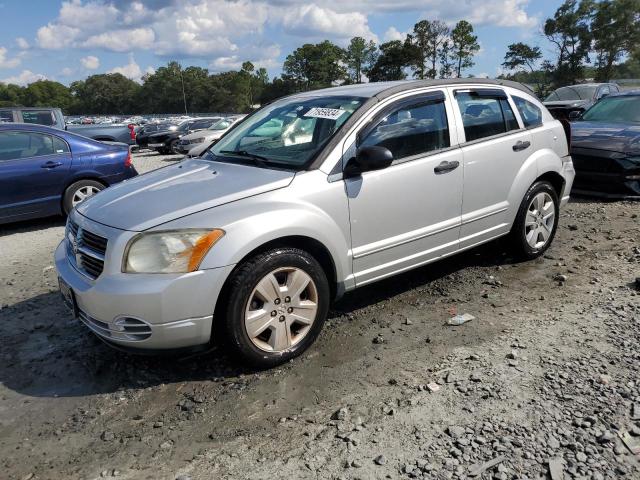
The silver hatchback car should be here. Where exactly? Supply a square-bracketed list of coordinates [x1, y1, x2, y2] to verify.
[56, 79, 575, 367]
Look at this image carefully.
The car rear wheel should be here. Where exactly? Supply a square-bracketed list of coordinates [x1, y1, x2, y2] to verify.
[63, 179, 105, 214]
[220, 247, 329, 368]
[510, 180, 559, 259]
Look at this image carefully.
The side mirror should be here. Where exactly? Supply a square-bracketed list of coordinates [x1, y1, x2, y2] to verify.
[568, 110, 582, 121]
[344, 146, 393, 177]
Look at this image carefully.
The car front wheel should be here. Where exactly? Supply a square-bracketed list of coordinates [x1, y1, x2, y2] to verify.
[511, 180, 559, 259]
[221, 247, 330, 368]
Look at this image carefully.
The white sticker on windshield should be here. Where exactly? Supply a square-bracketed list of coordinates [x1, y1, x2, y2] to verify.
[304, 107, 347, 120]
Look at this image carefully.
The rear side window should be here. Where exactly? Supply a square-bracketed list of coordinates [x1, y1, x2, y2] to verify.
[359, 95, 450, 160]
[21, 110, 56, 126]
[0, 131, 58, 161]
[513, 96, 543, 128]
[0, 111, 14, 123]
[455, 91, 519, 142]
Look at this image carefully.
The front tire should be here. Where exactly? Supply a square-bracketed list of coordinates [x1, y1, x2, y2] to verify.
[63, 179, 105, 214]
[510, 180, 559, 259]
[220, 248, 330, 368]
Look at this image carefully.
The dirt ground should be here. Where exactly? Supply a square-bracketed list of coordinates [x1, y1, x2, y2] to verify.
[1, 151, 639, 480]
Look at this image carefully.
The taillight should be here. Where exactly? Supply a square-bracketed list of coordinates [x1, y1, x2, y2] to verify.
[124, 150, 132, 168]
[128, 124, 136, 140]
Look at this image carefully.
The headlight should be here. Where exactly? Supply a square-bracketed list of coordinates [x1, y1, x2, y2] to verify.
[192, 137, 205, 144]
[123, 229, 225, 273]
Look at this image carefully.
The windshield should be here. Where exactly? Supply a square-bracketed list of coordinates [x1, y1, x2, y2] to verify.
[545, 85, 597, 102]
[581, 95, 640, 124]
[208, 119, 232, 131]
[205, 95, 366, 170]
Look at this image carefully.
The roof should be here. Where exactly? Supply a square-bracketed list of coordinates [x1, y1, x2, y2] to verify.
[292, 78, 534, 100]
[0, 122, 61, 132]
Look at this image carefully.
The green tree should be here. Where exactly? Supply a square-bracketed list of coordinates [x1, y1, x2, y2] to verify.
[502, 43, 542, 73]
[592, 0, 640, 81]
[19, 80, 75, 112]
[70, 73, 140, 114]
[366, 40, 410, 82]
[345, 37, 378, 83]
[406, 20, 450, 79]
[438, 40, 455, 78]
[0, 82, 25, 107]
[544, 0, 593, 85]
[283, 41, 347, 90]
[450, 20, 480, 77]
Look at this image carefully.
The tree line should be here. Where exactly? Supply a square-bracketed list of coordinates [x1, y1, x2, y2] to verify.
[1, 0, 638, 114]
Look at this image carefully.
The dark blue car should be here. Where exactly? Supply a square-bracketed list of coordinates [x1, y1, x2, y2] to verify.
[0, 123, 138, 224]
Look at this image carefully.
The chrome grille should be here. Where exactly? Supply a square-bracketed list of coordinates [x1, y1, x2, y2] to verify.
[78, 310, 152, 342]
[66, 220, 108, 279]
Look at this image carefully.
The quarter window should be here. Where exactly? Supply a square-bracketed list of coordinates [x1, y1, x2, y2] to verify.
[513, 96, 543, 128]
[0, 132, 60, 161]
[21, 110, 56, 126]
[455, 91, 519, 142]
[359, 96, 450, 160]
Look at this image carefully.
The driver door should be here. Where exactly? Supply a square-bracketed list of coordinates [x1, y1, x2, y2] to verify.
[344, 91, 463, 286]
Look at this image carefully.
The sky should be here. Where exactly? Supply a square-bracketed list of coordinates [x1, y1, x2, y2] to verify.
[0, 0, 565, 86]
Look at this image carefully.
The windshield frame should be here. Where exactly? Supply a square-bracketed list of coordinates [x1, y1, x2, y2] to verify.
[203, 94, 367, 171]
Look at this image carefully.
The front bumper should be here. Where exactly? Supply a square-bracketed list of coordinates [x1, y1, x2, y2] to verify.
[148, 142, 165, 148]
[55, 237, 235, 351]
[571, 148, 640, 199]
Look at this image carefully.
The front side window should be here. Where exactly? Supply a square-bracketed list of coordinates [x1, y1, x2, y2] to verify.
[513, 96, 543, 128]
[21, 110, 56, 126]
[456, 91, 519, 142]
[207, 95, 365, 170]
[0, 132, 57, 161]
[0, 111, 13, 123]
[359, 95, 450, 160]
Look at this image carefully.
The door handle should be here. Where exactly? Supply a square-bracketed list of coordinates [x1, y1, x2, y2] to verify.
[512, 140, 531, 152]
[41, 161, 63, 169]
[434, 160, 460, 174]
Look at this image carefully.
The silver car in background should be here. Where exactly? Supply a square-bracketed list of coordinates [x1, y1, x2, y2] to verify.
[56, 79, 574, 367]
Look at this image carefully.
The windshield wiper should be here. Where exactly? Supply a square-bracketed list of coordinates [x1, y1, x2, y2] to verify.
[219, 150, 271, 167]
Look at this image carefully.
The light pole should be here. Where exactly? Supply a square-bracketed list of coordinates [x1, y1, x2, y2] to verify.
[178, 63, 188, 115]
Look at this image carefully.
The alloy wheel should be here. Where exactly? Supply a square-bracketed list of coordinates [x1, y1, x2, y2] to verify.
[71, 185, 101, 207]
[524, 192, 555, 249]
[244, 267, 319, 353]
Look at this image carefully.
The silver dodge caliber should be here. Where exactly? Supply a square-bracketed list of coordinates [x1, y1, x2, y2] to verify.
[56, 79, 575, 367]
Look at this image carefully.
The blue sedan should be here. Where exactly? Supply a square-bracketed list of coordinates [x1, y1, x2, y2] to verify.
[0, 123, 138, 224]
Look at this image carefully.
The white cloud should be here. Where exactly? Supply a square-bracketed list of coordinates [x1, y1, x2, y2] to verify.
[1, 69, 47, 86]
[60, 67, 75, 76]
[81, 55, 100, 69]
[16, 37, 29, 50]
[383, 27, 407, 42]
[83, 28, 155, 52]
[36, 23, 80, 49]
[281, 5, 376, 42]
[107, 54, 153, 82]
[0, 46, 20, 69]
[58, 0, 119, 30]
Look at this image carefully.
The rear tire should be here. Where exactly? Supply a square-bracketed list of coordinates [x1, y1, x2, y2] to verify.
[63, 179, 105, 214]
[220, 247, 330, 368]
[510, 180, 559, 260]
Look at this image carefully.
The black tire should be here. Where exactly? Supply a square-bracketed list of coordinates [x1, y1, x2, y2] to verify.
[510, 180, 559, 260]
[169, 139, 180, 154]
[220, 247, 330, 368]
[62, 179, 105, 214]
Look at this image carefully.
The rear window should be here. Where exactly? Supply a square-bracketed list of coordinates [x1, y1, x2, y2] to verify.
[21, 110, 56, 126]
[455, 91, 519, 142]
[513, 96, 543, 128]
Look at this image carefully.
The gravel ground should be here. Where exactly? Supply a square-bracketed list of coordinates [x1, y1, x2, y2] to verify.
[0, 151, 639, 480]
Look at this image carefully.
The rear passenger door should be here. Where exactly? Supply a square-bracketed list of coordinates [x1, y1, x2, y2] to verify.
[449, 88, 532, 249]
[0, 131, 72, 221]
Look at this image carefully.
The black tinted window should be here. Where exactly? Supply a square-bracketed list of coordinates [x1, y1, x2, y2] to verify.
[456, 92, 519, 141]
[0, 111, 13, 123]
[0, 132, 56, 161]
[513, 96, 543, 128]
[21, 110, 56, 126]
[360, 97, 450, 160]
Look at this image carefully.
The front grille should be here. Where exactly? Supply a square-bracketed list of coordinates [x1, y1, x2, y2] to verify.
[66, 220, 108, 279]
[78, 310, 152, 342]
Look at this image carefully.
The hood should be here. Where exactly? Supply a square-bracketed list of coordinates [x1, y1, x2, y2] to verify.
[543, 100, 590, 109]
[76, 158, 295, 231]
[571, 121, 640, 154]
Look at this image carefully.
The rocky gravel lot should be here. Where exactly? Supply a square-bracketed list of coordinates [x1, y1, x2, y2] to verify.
[0, 150, 639, 480]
